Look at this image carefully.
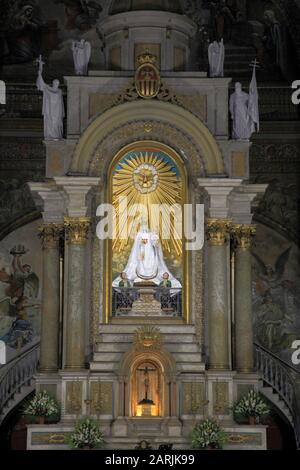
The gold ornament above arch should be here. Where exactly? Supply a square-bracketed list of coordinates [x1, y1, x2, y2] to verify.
[71, 100, 224, 175]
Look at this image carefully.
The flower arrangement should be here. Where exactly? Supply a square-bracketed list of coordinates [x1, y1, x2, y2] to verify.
[233, 390, 270, 423]
[69, 418, 105, 450]
[24, 390, 60, 422]
[191, 419, 227, 450]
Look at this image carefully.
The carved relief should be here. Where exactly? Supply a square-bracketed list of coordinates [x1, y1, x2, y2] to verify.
[89, 120, 205, 177]
[66, 381, 82, 414]
[90, 382, 113, 415]
[213, 382, 229, 415]
[133, 325, 162, 351]
[182, 382, 205, 415]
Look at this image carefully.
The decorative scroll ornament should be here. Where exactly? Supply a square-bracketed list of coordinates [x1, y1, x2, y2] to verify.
[232, 224, 256, 250]
[135, 51, 161, 99]
[206, 219, 232, 246]
[64, 217, 90, 245]
[133, 325, 162, 351]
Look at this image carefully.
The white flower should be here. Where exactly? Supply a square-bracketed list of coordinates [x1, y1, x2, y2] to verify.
[24, 391, 60, 417]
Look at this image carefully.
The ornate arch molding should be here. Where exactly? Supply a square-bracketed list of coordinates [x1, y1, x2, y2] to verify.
[118, 347, 177, 380]
[71, 100, 224, 177]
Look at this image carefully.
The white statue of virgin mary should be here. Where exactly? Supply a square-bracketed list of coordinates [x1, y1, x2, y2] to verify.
[113, 221, 181, 288]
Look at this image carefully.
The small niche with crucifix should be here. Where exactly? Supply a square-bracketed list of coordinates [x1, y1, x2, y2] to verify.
[133, 361, 161, 417]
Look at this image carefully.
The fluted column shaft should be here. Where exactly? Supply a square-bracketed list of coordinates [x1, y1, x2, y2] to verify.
[64, 217, 90, 370]
[39, 224, 62, 372]
[233, 224, 256, 372]
[206, 219, 232, 370]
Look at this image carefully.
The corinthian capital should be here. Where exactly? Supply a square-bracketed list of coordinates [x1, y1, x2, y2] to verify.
[64, 217, 90, 245]
[232, 224, 256, 250]
[39, 224, 63, 249]
[206, 219, 232, 246]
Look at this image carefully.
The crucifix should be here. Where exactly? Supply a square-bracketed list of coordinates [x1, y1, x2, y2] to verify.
[36, 54, 45, 73]
[249, 58, 261, 71]
[137, 365, 156, 402]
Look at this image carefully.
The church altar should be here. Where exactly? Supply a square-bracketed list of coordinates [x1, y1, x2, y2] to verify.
[25, 3, 268, 449]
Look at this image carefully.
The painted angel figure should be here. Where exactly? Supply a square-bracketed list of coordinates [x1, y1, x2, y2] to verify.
[72, 39, 91, 75]
[0, 246, 39, 326]
[252, 246, 291, 292]
[36, 55, 65, 140]
[208, 38, 225, 77]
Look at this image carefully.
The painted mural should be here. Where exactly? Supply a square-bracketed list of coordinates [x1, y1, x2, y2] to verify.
[252, 223, 300, 369]
[0, 0, 297, 80]
[0, 0, 105, 76]
[0, 220, 42, 352]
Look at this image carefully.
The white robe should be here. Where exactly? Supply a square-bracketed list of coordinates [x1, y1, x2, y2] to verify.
[113, 230, 181, 288]
[36, 74, 65, 140]
[72, 40, 91, 76]
[230, 88, 253, 140]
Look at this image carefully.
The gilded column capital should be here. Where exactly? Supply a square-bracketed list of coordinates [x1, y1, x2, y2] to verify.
[64, 217, 91, 245]
[206, 219, 232, 246]
[39, 223, 63, 249]
[232, 224, 256, 250]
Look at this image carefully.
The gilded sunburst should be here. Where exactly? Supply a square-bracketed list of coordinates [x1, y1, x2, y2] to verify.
[112, 150, 182, 255]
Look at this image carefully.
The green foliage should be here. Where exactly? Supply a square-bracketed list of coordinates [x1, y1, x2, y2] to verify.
[24, 390, 60, 418]
[233, 390, 270, 419]
[191, 419, 227, 450]
[69, 418, 105, 449]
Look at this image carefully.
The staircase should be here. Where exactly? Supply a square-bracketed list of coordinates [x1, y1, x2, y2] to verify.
[259, 381, 293, 424]
[91, 323, 204, 373]
[255, 343, 300, 449]
[0, 340, 39, 425]
[224, 45, 256, 79]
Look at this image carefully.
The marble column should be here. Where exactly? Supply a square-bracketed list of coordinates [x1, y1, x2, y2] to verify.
[206, 219, 232, 370]
[39, 224, 62, 372]
[232, 224, 256, 372]
[64, 217, 90, 370]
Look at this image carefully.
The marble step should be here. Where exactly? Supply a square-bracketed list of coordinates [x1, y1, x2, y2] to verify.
[99, 324, 196, 334]
[95, 341, 200, 353]
[92, 350, 203, 363]
[90, 361, 205, 373]
[100, 333, 197, 343]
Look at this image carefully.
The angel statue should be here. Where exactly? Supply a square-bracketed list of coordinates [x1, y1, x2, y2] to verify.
[208, 38, 225, 77]
[72, 39, 91, 75]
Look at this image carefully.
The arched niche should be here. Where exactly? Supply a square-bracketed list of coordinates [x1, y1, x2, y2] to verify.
[70, 100, 225, 177]
[118, 348, 177, 418]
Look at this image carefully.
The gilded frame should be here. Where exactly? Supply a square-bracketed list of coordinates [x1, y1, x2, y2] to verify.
[103, 140, 190, 324]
